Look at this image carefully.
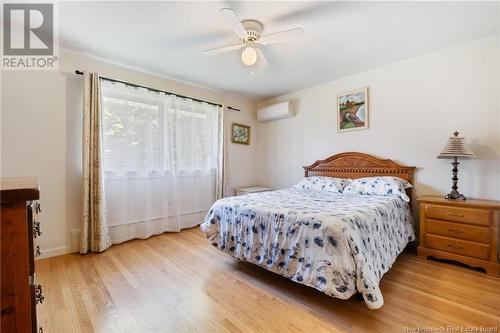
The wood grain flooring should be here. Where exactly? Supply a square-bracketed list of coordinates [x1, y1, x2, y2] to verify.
[36, 227, 500, 333]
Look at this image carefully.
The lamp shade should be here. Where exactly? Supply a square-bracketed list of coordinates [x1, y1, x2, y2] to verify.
[437, 131, 475, 159]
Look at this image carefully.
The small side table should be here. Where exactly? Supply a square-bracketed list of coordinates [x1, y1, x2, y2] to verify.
[235, 187, 272, 196]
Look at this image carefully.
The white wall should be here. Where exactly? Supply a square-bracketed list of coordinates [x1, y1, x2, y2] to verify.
[2, 35, 499, 259]
[1, 49, 259, 258]
[256, 35, 500, 201]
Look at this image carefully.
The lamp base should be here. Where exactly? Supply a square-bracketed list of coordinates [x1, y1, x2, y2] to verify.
[444, 156, 466, 200]
[445, 190, 466, 201]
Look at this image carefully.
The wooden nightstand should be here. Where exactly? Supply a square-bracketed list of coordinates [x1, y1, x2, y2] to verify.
[417, 196, 500, 276]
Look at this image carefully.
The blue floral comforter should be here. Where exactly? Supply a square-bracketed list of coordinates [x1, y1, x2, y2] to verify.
[200, 188, 415, 309]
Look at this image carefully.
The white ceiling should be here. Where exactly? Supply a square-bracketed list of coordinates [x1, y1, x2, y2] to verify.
[58, 1, 499, 100]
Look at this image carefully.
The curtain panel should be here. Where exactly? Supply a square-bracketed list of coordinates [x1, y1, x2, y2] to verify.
[215, 106, 228, 200]
[100, 80, 223, 244]
[80, 73, 112, 254]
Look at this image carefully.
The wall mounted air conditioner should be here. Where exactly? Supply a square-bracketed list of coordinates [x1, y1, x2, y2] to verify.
[257, 100, 296, 122]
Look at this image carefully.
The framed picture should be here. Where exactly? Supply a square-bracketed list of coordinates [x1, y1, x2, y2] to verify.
[231, 123, 251, 145]
[337, 87, 369, 132]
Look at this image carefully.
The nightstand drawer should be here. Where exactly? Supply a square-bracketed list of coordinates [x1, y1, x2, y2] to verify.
[426, 204, 491, 226]
[425, 219, 491, 243]
[425, 234, 490, 260]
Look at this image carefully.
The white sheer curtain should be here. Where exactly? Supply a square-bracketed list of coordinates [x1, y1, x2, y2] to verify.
[100, 80, 221, 244]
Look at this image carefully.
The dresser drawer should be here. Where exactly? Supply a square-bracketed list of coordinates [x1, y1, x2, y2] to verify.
[425, 219, 491, 243]
[426, 204, 491, 226]
[425, 234, 490, 260]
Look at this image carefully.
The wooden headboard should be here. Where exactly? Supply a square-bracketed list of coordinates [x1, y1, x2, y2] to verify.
[304, 152, 416, 200]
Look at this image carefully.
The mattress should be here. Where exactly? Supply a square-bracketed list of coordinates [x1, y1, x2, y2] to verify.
[200, 188, 415, 309]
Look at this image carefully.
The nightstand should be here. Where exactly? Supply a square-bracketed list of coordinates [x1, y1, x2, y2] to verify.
[417, 196, 500, 276]
[235, 187, 272, 196]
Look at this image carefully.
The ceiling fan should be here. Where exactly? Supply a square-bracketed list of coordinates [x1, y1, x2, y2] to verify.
[202, 8, 304, 69]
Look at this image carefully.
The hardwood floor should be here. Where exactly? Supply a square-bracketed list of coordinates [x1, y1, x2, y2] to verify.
[36, 227, 500, 333]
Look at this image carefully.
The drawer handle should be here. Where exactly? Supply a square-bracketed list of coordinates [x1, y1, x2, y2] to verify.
[34, 202, 41, 213]
[36, 246, 41, 257]
[33, 221, 42, 238]
[35, 284, 44, 304]
[447, 244, 463, 250]
[446, 229, 463, 234]
[447, 212, 465, 218]
[30, 202, 42, 214]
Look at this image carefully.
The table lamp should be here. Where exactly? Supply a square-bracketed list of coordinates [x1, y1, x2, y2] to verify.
[437, 131, 475, 200]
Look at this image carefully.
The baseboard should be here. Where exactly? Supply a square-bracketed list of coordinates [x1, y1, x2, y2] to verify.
[35, 229, 81, 260]
[36, 246, 72, 260]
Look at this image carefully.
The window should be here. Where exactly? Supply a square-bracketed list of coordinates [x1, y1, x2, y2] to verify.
[101, 82, 219, 174]
[100, 80, 221, 238]
[103, 95, 161, 171]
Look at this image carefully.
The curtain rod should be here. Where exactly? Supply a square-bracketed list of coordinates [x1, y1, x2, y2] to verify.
[74, 70, 226, 108]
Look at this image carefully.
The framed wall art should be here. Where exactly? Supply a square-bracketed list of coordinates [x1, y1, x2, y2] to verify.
[231, 123, 251, 145]
[337, 87, 369, 132]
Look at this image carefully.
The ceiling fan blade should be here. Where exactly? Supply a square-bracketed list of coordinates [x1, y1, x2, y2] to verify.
[202, 43, 243, 56]
[220, 8, 247, 37]
[255, 48, 268, 68]
[258, 27, 304, 45]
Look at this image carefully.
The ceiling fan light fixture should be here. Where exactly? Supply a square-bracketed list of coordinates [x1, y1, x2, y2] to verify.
[201, 8, 304, 71]
[241, 46, 257, 66]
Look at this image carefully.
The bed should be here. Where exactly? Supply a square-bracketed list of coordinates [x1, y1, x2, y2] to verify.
[200, 152, 416, 309]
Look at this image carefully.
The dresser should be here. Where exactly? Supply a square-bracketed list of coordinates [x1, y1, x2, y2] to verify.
[1, 177, 44, 333]
[417, 196, 500, 276]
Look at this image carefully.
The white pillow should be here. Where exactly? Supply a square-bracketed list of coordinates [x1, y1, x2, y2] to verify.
[342, 176, 412, 202]
[294, 176, 351, 194]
